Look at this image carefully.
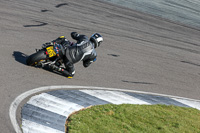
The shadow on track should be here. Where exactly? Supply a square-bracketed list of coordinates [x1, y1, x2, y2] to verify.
[12, 51, 28, 65]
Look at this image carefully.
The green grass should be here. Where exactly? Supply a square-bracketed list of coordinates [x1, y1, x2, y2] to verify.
[66, 104, 200, 133]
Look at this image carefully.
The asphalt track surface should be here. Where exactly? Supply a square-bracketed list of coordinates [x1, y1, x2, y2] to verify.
[1, 0, 200, 132]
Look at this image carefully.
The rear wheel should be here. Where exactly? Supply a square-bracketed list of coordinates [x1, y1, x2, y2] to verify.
[26, 49, 47, 66]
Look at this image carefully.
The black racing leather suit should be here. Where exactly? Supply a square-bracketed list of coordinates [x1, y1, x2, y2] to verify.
[53, 33, 97, 77]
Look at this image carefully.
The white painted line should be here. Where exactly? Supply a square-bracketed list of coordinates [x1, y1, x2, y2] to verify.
[172, 98, 200, 110]
[22, 119, 63, 133]
[80, 90, 150, 105]
[27, 93, 84, 116]
[9, 85, 200, 133]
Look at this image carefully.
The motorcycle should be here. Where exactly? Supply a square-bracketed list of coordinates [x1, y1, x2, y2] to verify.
[26, 44, 70, 77]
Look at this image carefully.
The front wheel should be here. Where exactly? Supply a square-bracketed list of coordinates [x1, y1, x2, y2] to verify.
[26, 49, 47, 66]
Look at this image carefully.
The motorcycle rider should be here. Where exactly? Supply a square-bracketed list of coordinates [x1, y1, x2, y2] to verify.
[43, 32, 103, 78]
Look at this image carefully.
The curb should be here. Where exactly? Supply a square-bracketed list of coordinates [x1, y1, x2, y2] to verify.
[9, 86, 200, 133]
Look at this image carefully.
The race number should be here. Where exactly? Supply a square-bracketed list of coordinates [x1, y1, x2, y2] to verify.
[46, 46, 56, 57]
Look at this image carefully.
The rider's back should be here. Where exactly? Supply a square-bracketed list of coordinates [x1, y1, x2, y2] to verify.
[65, 34, 97, 64]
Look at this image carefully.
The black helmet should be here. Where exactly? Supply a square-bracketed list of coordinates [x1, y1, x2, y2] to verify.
[90, 33, 103, 48]
[71, 32, 80, 40]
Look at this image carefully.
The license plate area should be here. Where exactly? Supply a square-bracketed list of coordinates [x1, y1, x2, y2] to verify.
[46, 46, 56, 57]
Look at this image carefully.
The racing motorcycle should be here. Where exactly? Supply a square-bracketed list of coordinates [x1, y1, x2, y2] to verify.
[26, 44, 70, 76]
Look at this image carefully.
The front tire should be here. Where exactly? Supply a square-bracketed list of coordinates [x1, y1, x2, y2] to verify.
[26, 49, 47, 66]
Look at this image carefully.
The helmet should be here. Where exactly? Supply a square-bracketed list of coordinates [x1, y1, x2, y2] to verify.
[90, 33, 103, 48]
[71, 32, 79, 40]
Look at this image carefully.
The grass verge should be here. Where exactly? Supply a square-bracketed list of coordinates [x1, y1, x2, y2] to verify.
[66, 104, 200, 133]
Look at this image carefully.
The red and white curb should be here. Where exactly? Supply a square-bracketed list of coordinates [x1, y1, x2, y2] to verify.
[9, 86, 200, 133]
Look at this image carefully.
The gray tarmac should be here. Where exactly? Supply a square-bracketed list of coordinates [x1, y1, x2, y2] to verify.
[1, 0, 200, 132]
[103, 0, 200, 28]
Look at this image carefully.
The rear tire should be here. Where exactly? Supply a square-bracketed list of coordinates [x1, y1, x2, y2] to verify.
[26, 49, 47, 66]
